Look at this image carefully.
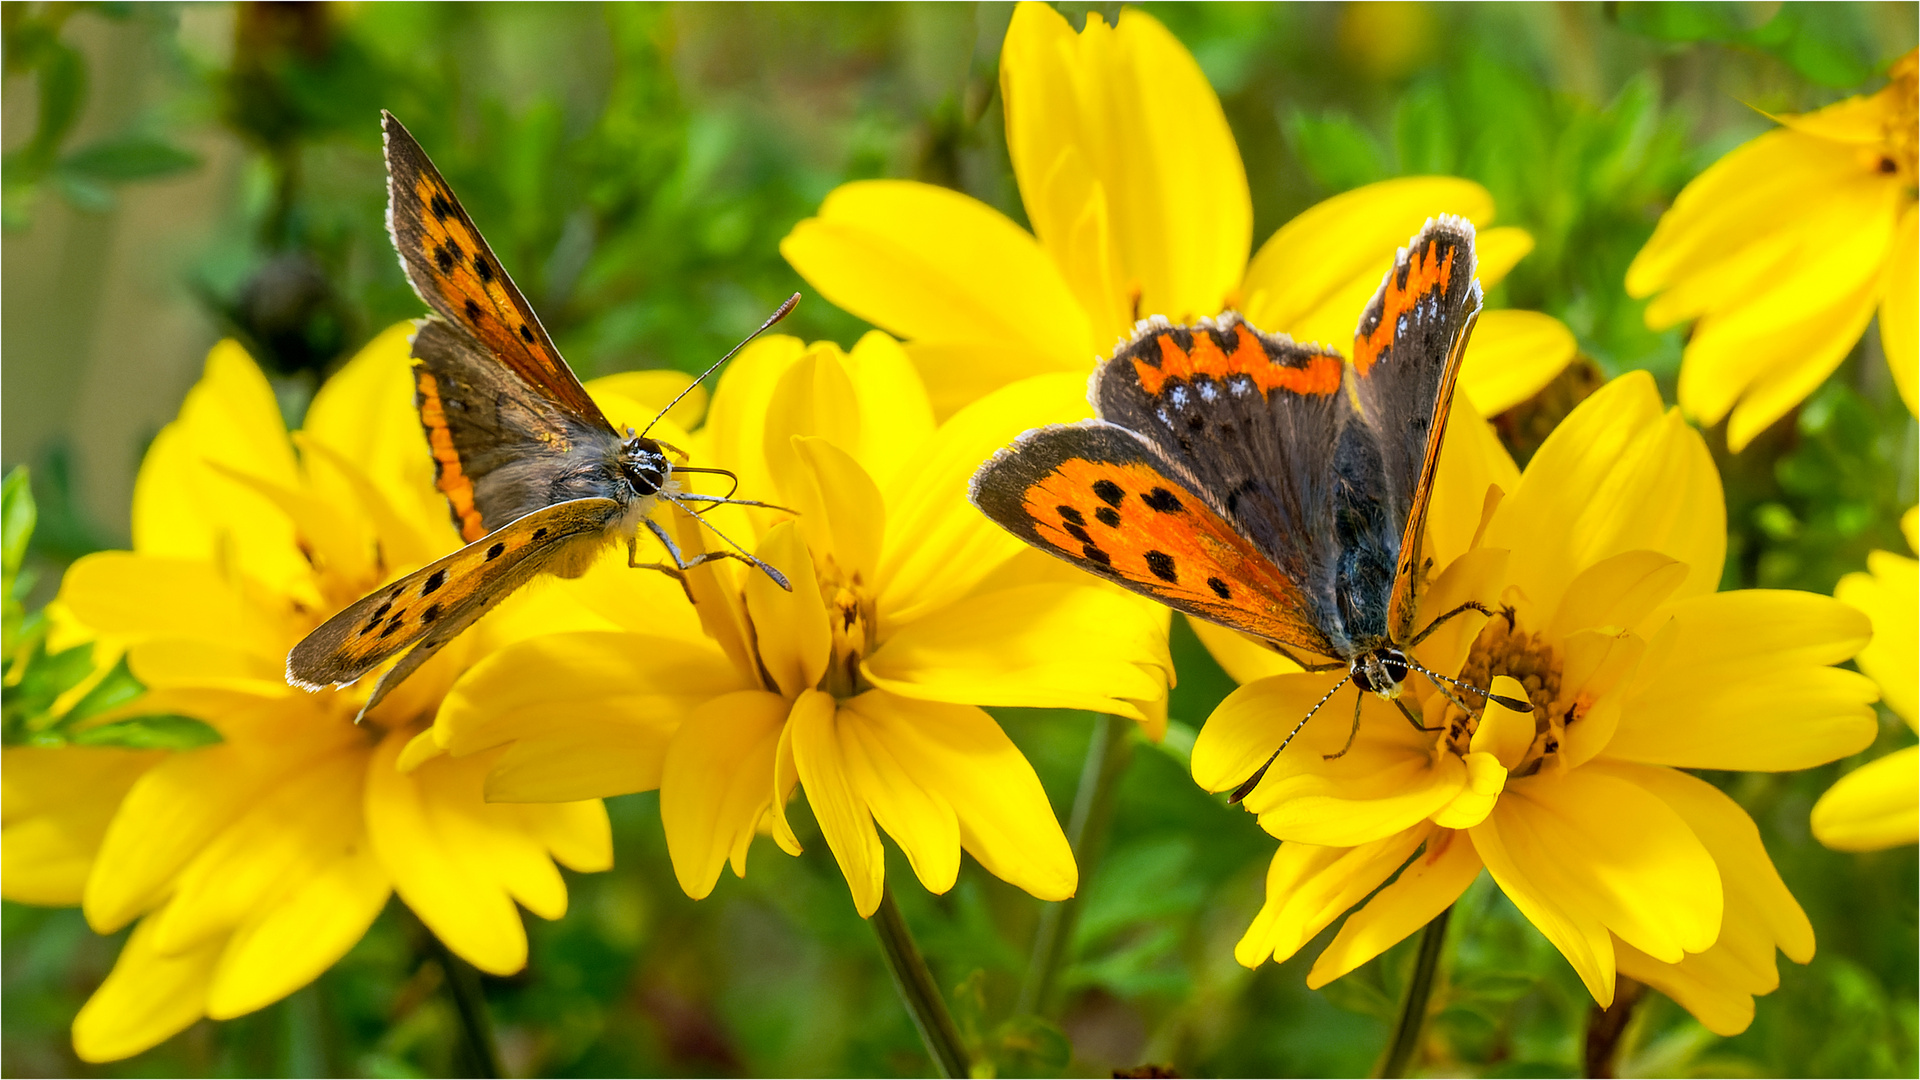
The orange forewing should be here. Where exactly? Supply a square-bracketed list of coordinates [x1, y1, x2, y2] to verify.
[1019, 458, 1336, 657]
[383, 114, 608, 429]
[1352, 241, 1455, 376]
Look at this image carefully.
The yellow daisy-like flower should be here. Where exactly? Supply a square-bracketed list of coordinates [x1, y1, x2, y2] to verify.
[1628, 49, 1918, 451]
[431, 331, 1172, 917]
[1188, 373, 1878, 1036]
[1812, 506, 1918, 850]
[781, 0, 1574, 422]
[0, 329, 611, 1062]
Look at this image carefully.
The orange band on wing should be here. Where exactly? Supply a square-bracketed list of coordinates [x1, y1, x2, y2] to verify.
[1134, 323, 1341, 398]
[1353, 243, 1456, 376]
[415, 368, 486, 542]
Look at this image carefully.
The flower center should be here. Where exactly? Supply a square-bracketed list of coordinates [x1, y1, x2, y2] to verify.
[818, 558, 875, 699]
[1443, 618, 1563, 772]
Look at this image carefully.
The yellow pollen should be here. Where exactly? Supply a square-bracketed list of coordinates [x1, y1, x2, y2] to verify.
[822, 567, 874, 699]
[1445, 619, 1561, 761]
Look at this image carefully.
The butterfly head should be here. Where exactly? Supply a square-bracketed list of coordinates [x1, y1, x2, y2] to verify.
[1350, 646, 1410, 700]
[620, 436, 672, 497]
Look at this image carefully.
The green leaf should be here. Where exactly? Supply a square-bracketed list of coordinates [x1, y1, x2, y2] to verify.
[69, 714, 223, 750]
[1284, 109, 1390, 194]
[2, 466, 35, 584]
[1318, 970, 1398, 1021]
[59, 135, 201, 183]
[984, 1014, 1071, 1077]
[60, 654, 147, 723]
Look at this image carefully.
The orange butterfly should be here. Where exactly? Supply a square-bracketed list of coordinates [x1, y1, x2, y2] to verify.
[287, 112, 792, 718]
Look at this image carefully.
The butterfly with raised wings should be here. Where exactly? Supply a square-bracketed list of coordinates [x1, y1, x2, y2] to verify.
[971, 217, 1527, 799]
[287, 112, 793, 718]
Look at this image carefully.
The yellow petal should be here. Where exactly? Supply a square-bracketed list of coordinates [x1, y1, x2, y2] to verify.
[1835, 548, 1919, 727]
[1614, 590, 1878, 770]
[0, 747, 159, 906]
[71, 913, 220, 1063]
[877, 371, 1092, 625]
[364, 732, 527, 975]
[746, 521, 830, 699]
[436, 631, 744, 802]
[660, 690, 790, 899]
[1423, 395, 1518, 574]
[782, 179, 1092, 366]
[703, 333, 810, 533]
[205, 845, 389, 1020]
[1811, 745, 1919, 851]
[1500, 768, 1723, 963]
[864, 583, 1168, 721]
[1001, 3, 1250, 342]
[1234, 828, 1428, 968]
[1475, 227, 1535, 287]
[1190, 671, 1347, 796]
[1474, 677, 1537, 769]
[1255, 745, 1467, 848]
[902, 337, 1087, 423]
[843, 330, 938, 488]
[1882, 203, 1918, 416]
[131, 341, 310, 593]
[1614, 935, 1756, 1036]
[845, 690, 1075, 902]
[1187, 615, 1301, 685]
[586, 369, 709, 432]
[1603, 761, 1812, 964]
[58, 553, 285, 659]
[516, 799, 611, 874]
[1457, 309, 1577, 416]
[788, 689, 885, 916]
[1549, 549, 1689, 640]
[1308, 827, 1482, 986]
[1407, 547, 1510, 681]
[790, 436, 886, 586]
[837, 695, 962, 895]
[300, 322, 445, 539]
[1471, 803, 1616, 1006]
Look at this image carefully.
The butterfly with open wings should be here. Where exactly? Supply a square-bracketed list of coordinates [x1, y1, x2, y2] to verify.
[287, 112, 793, 718]
[971, 216, 1528, 800]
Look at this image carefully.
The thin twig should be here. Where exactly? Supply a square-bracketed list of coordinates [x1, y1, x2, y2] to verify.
[872, 886, 971, 1078]
[428, 936, 506, 1079]
[1375, 905, 1453, 1079]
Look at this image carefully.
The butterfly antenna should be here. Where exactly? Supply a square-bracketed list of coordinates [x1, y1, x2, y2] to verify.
[672, 498, 792, 590]
[1406, 657, 1531, 715]
[641, 293, 800, 437]
[1228, 675, 1352, 803]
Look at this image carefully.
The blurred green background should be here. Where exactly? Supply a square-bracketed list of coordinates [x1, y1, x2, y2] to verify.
[2, 2, 1915, 1076]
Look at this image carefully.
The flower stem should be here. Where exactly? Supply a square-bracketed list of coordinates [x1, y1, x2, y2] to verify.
[1016, 711, 1133, 1016]
[1375, 905, 1452, 1079]
[431, 938, 506, 1078]
[872, 885, 971, 1078]
[1583, 976, 1645, 1078]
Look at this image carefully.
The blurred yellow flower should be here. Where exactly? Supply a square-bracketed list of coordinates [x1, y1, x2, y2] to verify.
[1812, 506, 1918, 851]
[432, 332, 1172, 918]
[1628, 50, 1918, 451]
[1188, 373, 1878, 1036]
[781, 0, 1573, 421]
[0, 330, 611, 1062]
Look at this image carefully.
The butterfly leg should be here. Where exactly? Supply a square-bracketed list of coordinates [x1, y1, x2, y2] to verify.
[635, 516, 794, 592]
[1266, 641, 1347, 673]
[1406, 600, 1513, 647]
[1322, 691, 1367, 760]
[1393, 695, 1442, 734]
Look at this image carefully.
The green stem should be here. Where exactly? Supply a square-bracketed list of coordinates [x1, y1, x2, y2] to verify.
[431, 938, 506, 1079]
[1375, 905, 1452, 1079]
[872, 886, 970, 1078]
[1016, 711, 1133, 1016]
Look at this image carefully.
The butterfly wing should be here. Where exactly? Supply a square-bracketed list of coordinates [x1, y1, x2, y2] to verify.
[286, 497, 624, 718]
[1346, 217, 1482, 640]
[971, 420, 1340, 659]
[383, 111, 610, 433]
[1088, 313, 1356, 657]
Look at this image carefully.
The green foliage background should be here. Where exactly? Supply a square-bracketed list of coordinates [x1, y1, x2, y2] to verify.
[1, 2, 1915, 1077]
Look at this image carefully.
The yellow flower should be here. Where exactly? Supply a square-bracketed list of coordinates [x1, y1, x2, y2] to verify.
[1188, 373, 1878, 1036]
[0, 330, 611, 1062]
[431, 331, 1172, 918]
[1628, 50, 1918, 451]
[1812, 506, 1918, 850]
[780, 1, 1574, 422]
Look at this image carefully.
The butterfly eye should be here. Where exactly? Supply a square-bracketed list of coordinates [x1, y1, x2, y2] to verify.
[1380, 649, 1410, 686]
[624, 460, 664, 496]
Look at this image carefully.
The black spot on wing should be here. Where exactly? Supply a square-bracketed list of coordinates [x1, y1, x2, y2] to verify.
[1143, 487, 1183, 513]
[379, 617, 405, 638]
[429, 193, 453, 221]
[1092, 479, 1125, 507]
[1058, 505, 1086, 527]
[1095, 507, 1121, 528]
[1207, 576, 1232, 599]
[1145, 550, 1178, 582]
[532, 527, 548, 540]
[1082, 543, 1112, 566]
[486, 542, 506, 560]
[1063, 522, 1093, 544]
[473, 254, 494, 283]
[464, 298, 484, 321]
[422, 603, 441, 623]
[433, 245, 454, 273]
[422, 569, 447, 595]
[518, 324, 535, 343]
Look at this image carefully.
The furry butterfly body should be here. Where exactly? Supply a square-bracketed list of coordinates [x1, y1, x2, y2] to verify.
[973, 218, 1523, 789]
[287, 113, 791, 717]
